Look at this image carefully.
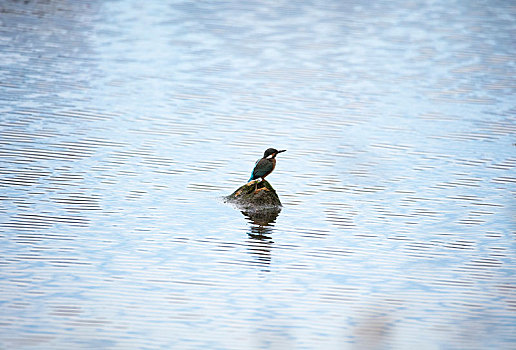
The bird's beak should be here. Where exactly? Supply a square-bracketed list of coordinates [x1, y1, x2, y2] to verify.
[278, 150, 286, 153]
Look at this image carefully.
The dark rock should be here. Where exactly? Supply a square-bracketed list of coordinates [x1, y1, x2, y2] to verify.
[225, 180, 282, 209]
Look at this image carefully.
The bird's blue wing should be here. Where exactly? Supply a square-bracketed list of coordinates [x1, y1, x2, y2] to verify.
[251, 159, 273, 180]
[248, 159, 260, 182]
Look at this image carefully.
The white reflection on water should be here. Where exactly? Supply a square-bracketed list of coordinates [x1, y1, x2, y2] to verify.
[0, 0, 515, 349]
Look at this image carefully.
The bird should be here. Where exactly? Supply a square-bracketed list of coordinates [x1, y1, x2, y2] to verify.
[248, 148, 286, 191]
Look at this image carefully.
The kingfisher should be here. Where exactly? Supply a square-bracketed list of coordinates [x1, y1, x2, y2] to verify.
[248, 148, 286, 190]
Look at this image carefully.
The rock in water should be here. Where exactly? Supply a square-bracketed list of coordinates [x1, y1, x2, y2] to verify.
[225, 180, 282, 209]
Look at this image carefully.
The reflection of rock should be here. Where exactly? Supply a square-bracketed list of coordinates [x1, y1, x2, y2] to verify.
[242, 207, 281, 229]
[226, 186, 282, 270]
[241, 208, 280, 269]
[225, 180, 281, 210]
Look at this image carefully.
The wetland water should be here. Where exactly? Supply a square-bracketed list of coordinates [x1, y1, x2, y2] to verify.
[1, 0, 515, 349]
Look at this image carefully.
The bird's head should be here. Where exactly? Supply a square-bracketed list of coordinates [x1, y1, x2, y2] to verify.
[263, 148, 286, 159]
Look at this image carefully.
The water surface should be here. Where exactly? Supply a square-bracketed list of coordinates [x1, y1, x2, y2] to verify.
[0, 0, 515, 349]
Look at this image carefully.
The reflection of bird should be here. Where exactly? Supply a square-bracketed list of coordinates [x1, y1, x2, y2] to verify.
[248, 148, 286, 187]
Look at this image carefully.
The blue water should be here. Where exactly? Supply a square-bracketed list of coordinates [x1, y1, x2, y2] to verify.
[1, 0, 515, 349]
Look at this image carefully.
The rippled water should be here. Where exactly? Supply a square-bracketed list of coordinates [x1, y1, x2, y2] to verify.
[1, 0, 515, 349]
